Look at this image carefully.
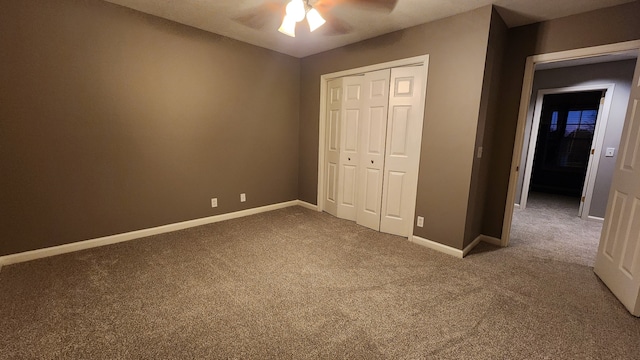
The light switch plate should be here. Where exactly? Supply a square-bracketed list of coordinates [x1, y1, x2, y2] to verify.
[417, 216, 424, 227]
[605, 148, 615, 157]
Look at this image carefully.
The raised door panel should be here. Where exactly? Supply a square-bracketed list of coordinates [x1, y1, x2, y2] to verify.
[366, 107, 386, 156]
[363, 168, 382, 214]
[384, 171, 405, 218]
[389, 106, 411, 157]
[326, 163, 338, 203]
[340, 165, 358, 207]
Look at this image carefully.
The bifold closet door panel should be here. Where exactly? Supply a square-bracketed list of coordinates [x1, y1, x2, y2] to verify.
[356, 69, 392, 231]
[380, 66, 426, 237]
[337, 76, 365, 221]
[324, 78, 343, 217]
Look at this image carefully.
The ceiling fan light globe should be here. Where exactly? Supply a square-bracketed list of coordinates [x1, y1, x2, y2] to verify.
[306, 8, 326, 32]
[286, 0, 306, 23]
[278, 15, 297, 37]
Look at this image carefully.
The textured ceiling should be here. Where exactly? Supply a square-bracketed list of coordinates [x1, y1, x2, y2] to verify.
[102, 0, 636, 58]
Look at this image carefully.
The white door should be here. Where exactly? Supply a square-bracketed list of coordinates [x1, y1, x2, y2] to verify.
[594, 58, 640, 317]
[337, 76, 364, 220]
[323, 78, 343, 217]
[380, 66, 427, 237]
[357, 69, 391, 230]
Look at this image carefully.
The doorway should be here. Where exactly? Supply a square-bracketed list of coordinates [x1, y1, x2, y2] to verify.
[514, 88, 608, 267]
[519, 85, 615, 220]
[532, 91, 601, 196]
[502, 41, 640, 316]
[513, 60, 634, 259]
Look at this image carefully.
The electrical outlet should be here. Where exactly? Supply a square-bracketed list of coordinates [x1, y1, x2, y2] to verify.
[416, 216, 424, 227]
[211, 198, 218, 208]
[240, 193, 246, 202]
[477, 146, 483, 158]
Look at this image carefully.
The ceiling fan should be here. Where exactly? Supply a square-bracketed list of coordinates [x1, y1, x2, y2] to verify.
[235, 0, 398, 37]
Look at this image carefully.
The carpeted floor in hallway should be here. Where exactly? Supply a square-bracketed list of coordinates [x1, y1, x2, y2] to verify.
[510, 191, 603, 266]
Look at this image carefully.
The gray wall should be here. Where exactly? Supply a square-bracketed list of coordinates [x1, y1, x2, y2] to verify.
[4, 0, 638, 257]
[482, 1, 640, 238]
[0, 0, 300, 256]
[514, 60, 636, 218]
[299, 6, 493, 250]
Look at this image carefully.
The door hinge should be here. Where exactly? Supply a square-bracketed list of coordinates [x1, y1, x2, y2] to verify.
[591, 149, 595, 155]
[581, 196, 586, 202]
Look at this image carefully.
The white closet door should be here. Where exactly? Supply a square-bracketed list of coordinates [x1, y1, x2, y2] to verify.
[356, 69, 392, 230]
[323, 78, 343, 217]
[380, 66, 426, 236]
[337, 77, 364, 220]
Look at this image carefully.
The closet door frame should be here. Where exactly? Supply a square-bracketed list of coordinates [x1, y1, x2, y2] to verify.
[317, 55, 429, 236]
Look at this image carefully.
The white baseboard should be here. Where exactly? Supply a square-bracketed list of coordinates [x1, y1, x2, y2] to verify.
[587, 215, 605, 223]
[463, 236, 483, 257]
[514, 203, 521, 209]
[296, 200, 319, 211]
[411, 235, 465, 258]
[0, 201, 501, 269]
[479, 235, 502, 246]
[0, 200, 307, 268]
[410, 234, 504, 259]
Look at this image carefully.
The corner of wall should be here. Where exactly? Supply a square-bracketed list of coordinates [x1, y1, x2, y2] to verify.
[463, 6, 508, 247]
[295, 56, 304, 203]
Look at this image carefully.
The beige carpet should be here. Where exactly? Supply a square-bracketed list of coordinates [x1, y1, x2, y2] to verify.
[1, 203, 639, 359]
[511, 191, 604, 267]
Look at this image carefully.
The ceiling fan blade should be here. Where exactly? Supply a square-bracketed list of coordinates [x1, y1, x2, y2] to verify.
[344, 0, 398, 11]
[314, 0, 398, 12]
[233, 2, 284, 30]
[318, 14, 353, 36]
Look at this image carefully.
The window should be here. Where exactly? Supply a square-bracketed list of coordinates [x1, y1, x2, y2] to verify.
[550, 111, 558, 132]
[560, 110, 597, 167]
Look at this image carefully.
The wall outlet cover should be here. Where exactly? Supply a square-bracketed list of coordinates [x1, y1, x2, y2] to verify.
[606, 147, 615, 157]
